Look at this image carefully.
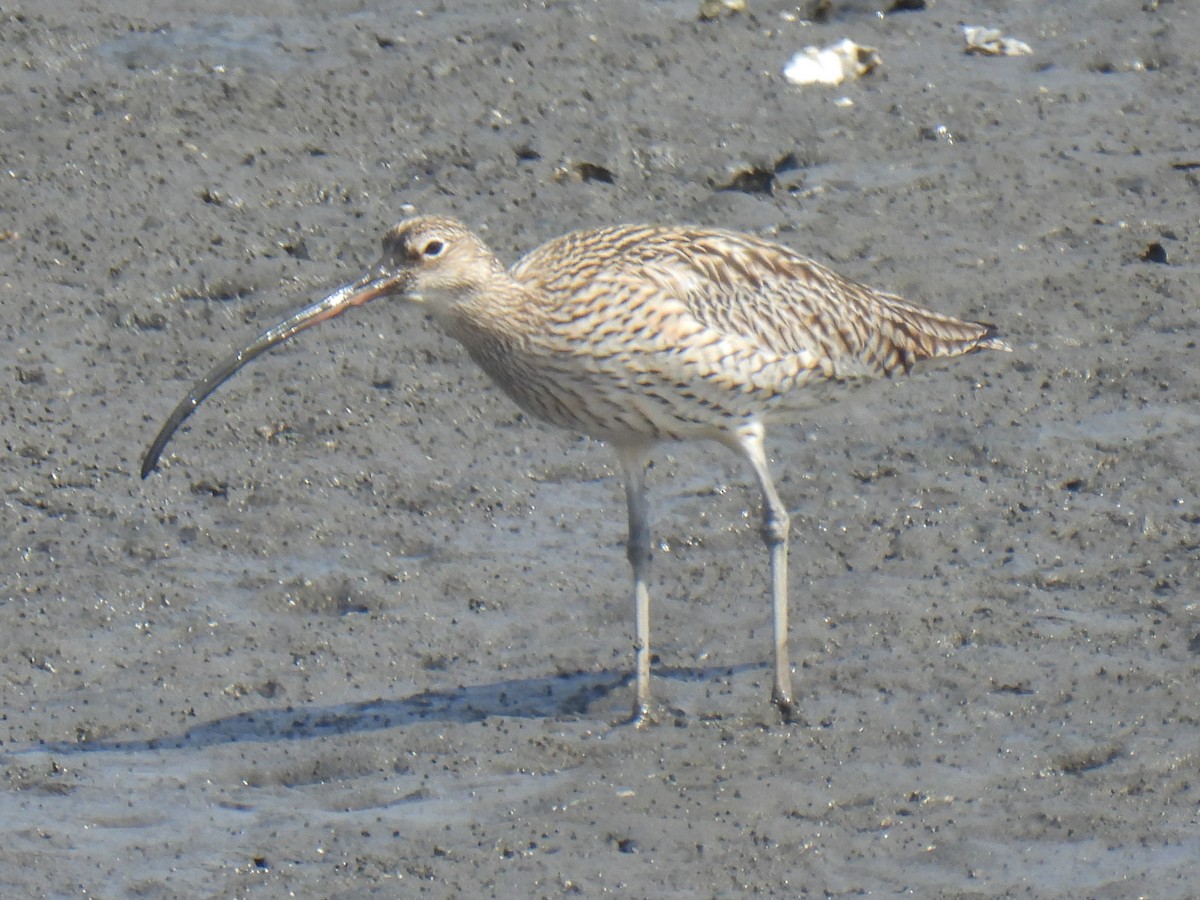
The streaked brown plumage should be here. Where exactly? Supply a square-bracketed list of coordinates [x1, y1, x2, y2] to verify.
[142, 215, 1010, 724]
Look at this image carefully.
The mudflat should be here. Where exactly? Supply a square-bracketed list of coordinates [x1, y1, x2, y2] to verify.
[3, 1, 1197, 895]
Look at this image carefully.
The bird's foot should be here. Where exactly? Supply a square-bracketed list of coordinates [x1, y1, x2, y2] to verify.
[772, 688, 802, 726]
[628, 701, 660, 729]
[622, 699, 693, 728]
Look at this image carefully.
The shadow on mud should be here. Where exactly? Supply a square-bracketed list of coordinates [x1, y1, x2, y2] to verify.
[22, 662, 766, 754]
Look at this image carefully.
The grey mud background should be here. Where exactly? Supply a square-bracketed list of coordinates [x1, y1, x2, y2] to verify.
[2, 0, 1198, 896]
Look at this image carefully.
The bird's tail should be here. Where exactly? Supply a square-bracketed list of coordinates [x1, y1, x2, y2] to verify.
[873, 293, 1012, 369]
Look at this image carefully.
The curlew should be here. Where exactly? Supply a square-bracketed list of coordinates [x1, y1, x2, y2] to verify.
[142, 215, 1010, 724]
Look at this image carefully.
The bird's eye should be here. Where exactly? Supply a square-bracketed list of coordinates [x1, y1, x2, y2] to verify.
[422, 239, 445, 258]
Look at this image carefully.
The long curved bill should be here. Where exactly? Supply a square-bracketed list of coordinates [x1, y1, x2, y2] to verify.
[140, 267, 406, 479]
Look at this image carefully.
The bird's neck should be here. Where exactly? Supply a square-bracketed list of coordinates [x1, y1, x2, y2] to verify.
[433, 276, 541, 348]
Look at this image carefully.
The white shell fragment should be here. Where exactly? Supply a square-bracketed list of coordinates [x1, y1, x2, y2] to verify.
[783, 38, 882, 87]
[698, 0, 747, 20]
[962, 25, 1033, 57]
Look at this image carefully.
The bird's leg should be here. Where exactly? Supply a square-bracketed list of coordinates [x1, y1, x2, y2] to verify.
[617, 445, 654, 726]
[732, 426, 797, 722]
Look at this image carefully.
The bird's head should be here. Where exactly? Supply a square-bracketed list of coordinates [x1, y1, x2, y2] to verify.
[371, 215, 503, 314]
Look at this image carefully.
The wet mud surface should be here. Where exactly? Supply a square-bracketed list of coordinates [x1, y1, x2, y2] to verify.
[3, 1, 1199, 895]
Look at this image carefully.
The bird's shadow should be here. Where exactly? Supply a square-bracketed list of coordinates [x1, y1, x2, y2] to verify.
[23, 662, 766, 756]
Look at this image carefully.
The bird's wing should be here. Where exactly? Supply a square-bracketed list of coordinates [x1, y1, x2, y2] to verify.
[512, 225, 1003, 384]
[635, 227, 1005, 376]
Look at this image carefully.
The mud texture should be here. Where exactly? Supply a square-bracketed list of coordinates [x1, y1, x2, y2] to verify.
[3, 1, 1199, 896]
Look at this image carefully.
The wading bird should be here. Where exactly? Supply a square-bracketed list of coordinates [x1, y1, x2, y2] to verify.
[142, 215, 1009, 724]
